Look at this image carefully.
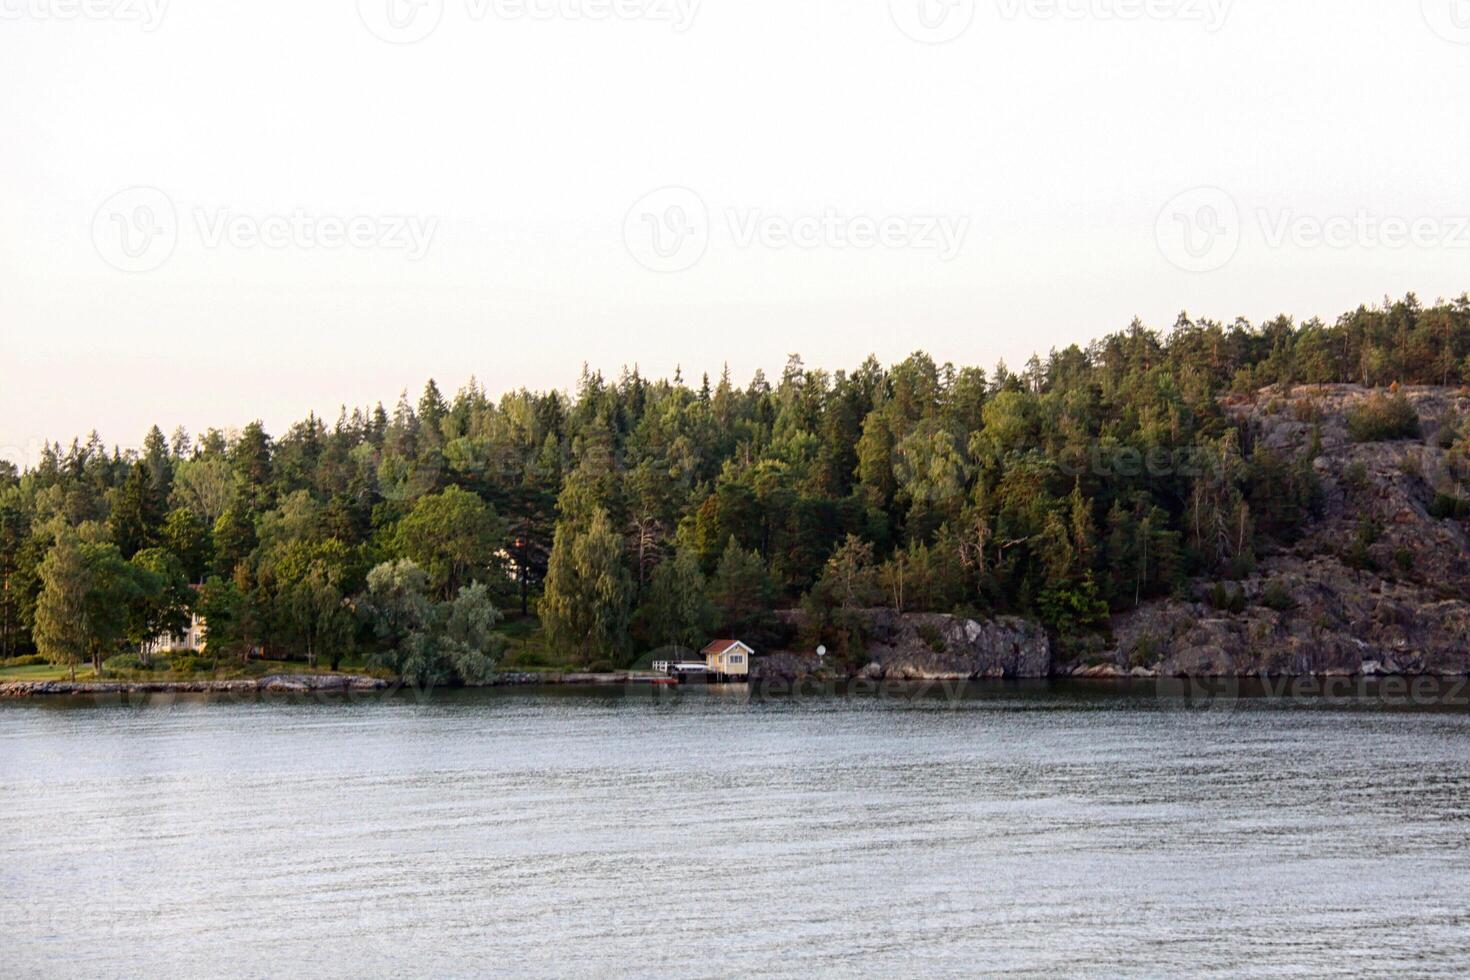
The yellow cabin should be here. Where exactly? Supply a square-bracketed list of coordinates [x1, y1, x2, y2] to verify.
[701, 639, 754, 679]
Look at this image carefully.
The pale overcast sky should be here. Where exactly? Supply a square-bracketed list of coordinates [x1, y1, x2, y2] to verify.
[2, 0, 1469, 460]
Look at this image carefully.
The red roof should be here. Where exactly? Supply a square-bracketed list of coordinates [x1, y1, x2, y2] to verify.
[701, 639, 750, 656]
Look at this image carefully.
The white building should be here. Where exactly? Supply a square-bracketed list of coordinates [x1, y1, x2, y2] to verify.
[142, 612, 206, 657]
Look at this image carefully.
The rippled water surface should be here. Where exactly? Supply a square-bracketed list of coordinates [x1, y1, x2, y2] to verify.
[3, 682, 1470, 977]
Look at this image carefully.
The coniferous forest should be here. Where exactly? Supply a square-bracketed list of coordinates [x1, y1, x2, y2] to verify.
[3, 293, 1470, 682]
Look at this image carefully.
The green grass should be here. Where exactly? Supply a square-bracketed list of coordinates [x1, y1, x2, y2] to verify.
[495, 616, 571, 672]
[0, 657, 393, 684]
[0, 663, 100, 682]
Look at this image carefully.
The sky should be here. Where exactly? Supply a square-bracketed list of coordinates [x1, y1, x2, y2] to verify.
[2, 0, 1469, 462]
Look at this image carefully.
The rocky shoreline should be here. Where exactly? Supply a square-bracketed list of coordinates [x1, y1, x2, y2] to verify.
[0, 671, 677, 698]
[0, 674, 392, 699]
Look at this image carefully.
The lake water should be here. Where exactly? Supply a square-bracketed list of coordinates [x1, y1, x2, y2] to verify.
[3, 681, 1469, 978]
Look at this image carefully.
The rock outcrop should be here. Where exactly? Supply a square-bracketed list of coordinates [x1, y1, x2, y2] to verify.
[760, 609, 1051, 680]
[1080, 384, 1470, 677]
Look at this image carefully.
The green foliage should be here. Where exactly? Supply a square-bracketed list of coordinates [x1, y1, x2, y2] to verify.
[1429, 493, 1470, 520]
[1346, 394, 1421, 443]
[1344, 516, 1383, 572]
[540, 508, 632, 667]
[1128, 634, 1162, 669]
[8, 292, 1470, 665]
[1207, 582, 1247, 614]
[1260, 581, 1297, 612]
[388, 486, 506, 599]
[633, 547, 714, 653]
[359, 560, 505, 687]
[916, 622, 946, 653]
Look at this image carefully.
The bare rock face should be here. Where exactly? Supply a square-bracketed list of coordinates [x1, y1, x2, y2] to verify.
[763, 609, 1051, 679]
[1095, 385, 1470, 677]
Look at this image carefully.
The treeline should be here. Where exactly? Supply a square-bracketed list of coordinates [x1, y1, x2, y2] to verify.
[2, 293, 1469, 673]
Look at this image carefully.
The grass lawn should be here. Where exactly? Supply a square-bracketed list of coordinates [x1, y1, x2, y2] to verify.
[1, 617, 566, 683]
[0, 663, 101, 682]
[495, 616, 572, 672]
[0, 657, 393, 684]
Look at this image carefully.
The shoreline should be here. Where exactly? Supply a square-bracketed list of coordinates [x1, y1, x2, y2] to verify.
[2, 668, 1467, 699]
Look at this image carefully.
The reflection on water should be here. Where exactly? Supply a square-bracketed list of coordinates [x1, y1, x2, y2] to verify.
[3, 683, 1469, 977]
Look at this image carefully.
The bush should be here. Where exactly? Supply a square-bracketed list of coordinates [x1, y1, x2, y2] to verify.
[1292, 399, 1323, 424]
[1429, 493, 1470, 520]
[1260, 581, 1297, 612]
[1207, 582, 1247, 614]
[1128, 635, 1162, 669]
[1347, 394, 1420, 442]
[1394, 548, 1415, 573]
[916, 622, 947, 653]
[1344, 516, 1383, 572]
[1, 654, 48, 668]
[168, 655, 217, 675]
[102, 653, 157, 675]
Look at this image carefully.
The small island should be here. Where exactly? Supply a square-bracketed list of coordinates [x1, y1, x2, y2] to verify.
[3, 292, 1469, 697]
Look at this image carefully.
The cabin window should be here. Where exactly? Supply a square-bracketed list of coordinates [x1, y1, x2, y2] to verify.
[729, 654, 743, 665]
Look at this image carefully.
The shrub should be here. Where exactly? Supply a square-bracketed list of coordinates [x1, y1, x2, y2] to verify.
[1347, 394, 1420, 442]
[1207, 582, 1247, 614]
[1344, 516, 1383, 572]
[102, 653, 156, 675]
[168, 655, 217, 675]
[916, 622, 947, 653]
[1, 654, 48, 668]
[1393, 548, 1414, 573]
[1260, 581, 1297, 612]
[1343, 461, 1370, 493]
[1128, 635, 1162, 669]
[1429, 493, 1470, 520]
[1292, 399, 1323, 424]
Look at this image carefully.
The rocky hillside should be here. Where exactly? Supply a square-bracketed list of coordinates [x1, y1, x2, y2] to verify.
[758, 609, 1050, 681]
[1085, 384, 1470, 677]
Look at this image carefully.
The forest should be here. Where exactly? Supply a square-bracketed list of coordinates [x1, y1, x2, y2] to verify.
[2, 293, 1469, 682]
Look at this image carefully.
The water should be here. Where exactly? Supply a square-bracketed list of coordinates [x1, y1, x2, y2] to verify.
[3, 682, 1469, 978]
